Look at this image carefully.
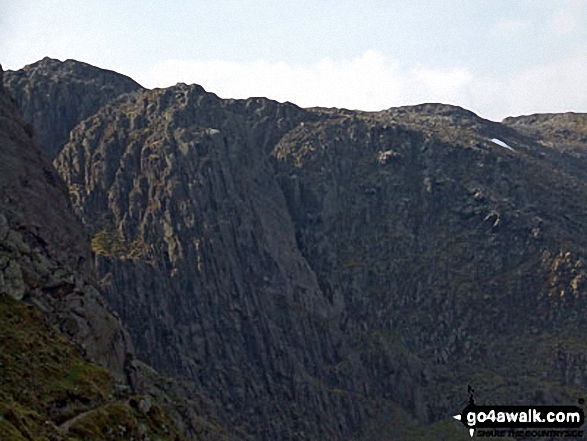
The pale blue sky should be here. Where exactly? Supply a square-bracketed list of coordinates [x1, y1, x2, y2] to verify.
[2, 0, 586, 120]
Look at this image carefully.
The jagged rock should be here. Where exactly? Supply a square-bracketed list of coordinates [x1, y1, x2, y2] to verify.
[55, 84, 383, 439]
[54, 75, 587, 438]
[3, 260, 25, 300]
[4, 57, 143, 158]
[0, 61, 221, 441]
[6, 229, 30, 254]
[9, 57, 587, 440]
[139, 397, 152, 413]
[0, 213, 8, 239]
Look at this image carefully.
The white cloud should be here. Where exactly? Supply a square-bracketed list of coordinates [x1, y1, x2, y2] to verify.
[409, 67, 474, 102]
[134, 51, 404, 111]
[549, 0, 584, 34]
[133, 50, 587, 122]
[500, 54, 587, 116]
[133, 52, 481, 115]
[493, 18, 531, 36]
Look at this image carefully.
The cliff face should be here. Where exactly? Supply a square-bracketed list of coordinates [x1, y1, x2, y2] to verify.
[54, 85, 377, 439]
[7, 58, 587, 440]
[0, 64, 226, 441]
[0, 62, 134, 376]
[4, 57, 143, 159]
[274, 106, 587, 419]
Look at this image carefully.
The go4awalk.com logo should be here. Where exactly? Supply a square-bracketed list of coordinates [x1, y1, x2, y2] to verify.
[453, 386, 585, 438]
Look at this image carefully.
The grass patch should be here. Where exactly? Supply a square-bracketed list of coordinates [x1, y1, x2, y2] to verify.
[91, 230, 149, 259]
[68, 400, 184, 441]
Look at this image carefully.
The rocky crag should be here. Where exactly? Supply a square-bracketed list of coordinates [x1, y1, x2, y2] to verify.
[4, 57, 143, 159]
[0, 63, 228, 440]
[6, 58, 587, 440]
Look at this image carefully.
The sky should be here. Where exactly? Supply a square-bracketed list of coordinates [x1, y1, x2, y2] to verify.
[1, 0, 586, 121]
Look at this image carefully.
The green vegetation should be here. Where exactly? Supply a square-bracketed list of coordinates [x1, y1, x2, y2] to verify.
[354, 402, 479, 441]
[91, 229, 149, 260]
[0, 294, 184, 440]
[0, 294, 114, 422]
[68, 399, 183, 441]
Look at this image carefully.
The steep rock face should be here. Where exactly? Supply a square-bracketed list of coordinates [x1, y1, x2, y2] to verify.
[43, 59, 587, 439]
[55, 86, 383, 439]
[503, 113, 587, 186]
[4, 57, 143, 159]
[0, 62, 134, 376]
[273, 105, 587, 424]
[0, 64, 225, 441]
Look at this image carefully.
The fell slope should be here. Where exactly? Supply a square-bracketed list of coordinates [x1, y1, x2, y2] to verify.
[9, 58, 587, 439]
[0, 63, 226, 441]
[274, 105, 587, 419]
[0, 61, 132, 377]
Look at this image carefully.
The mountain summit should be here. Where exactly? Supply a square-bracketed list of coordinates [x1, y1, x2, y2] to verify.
[4, 57, 143, 159]
[4, 58, 587, 440]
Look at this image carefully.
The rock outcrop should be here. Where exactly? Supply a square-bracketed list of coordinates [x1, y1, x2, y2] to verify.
[273, 105, 587, 424]
[55, 84, 378, 439]
[4, 57, 143, 159]
[6, 58, 587, 440]
[0, 61, 133, 378]
[0, 63, 227, 441]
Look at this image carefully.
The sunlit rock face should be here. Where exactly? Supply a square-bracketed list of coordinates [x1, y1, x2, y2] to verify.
[8, 58, 587, 440]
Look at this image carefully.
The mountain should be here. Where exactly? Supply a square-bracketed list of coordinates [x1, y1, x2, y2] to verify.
[54, 84, 371, 439]
[4, 57, 143, 159]
[273, 104, 587, 429]
[6, 58, 587, 440]
[0, 63, 228, 440]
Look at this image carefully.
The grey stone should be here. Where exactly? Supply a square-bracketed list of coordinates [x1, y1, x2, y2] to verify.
[138, 397, 152, 413]
[6, 230, 30, 254]
[4, 260, 25, 300]
[0, 214, 8, 240]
